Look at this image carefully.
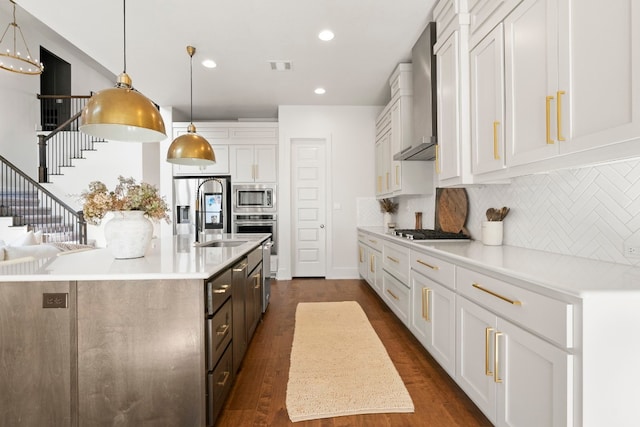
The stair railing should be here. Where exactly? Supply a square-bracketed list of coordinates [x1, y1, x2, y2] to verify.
[37, 95, 106, 183]
[0, 154, 87, 244]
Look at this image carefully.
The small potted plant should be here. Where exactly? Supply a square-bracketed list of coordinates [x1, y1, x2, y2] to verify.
[379, 198, 398, 231]
[80, 176, 170, 258]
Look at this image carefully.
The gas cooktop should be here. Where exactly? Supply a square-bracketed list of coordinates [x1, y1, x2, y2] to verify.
[390, 229, 471, 241]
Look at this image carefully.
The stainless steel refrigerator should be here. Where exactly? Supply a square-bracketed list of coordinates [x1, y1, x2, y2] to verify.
[173, 176, 231, 238]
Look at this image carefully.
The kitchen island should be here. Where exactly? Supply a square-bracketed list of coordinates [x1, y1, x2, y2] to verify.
[0, 233, 270, 427]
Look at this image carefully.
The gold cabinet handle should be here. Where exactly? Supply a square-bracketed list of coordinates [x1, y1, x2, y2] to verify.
[422, 287, 431, 321]
[493, 121, 500, 160]
[386, 255, 399, 264]
[254, 273, 261, 289]
[435, 145, 441, 174]
[485, 327, 494, 376]
[417, 259, 439, 270]
[233, 262, 248, 272]
[546, 96, 555, 144]
[217, 371, 230, 387]
[216, 323, 230, 337]
[386, 289, 399, 300]
[472, 283, 522, 306]
[370, 254, 375, 273]
[369, 239, 377, 244]
[494, 332, 503, 383]
[557, 90, 566, 141]
[359, 247, 363, 263]
[212, 284, 231, 294]
[395, 164, 400, 185]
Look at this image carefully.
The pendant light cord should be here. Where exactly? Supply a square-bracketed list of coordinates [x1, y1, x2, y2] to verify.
[122, 0, 127, 73]
[190, 50, 193, 124]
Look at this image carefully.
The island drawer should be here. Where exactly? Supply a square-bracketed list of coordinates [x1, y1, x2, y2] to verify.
[247, 246, 262, 275]
[206, 269, 232, 315]
[206, 299, 232, 370]
[456, 267, 573, 348]
[207, 343, 233, 426]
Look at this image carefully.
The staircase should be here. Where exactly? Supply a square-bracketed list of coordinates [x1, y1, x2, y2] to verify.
[0, 155, 87, 244]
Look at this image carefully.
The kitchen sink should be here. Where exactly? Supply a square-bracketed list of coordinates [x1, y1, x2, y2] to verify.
[200, 240, 248, 248]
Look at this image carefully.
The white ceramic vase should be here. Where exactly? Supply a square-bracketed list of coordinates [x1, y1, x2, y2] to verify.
[104, 211, 153, 259]
[383, 212, 395, 231]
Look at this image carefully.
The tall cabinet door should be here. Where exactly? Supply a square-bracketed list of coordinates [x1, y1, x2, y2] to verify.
[456, 296, 498, 424]
[558, 0, 640, 154]
[231, 145, 255, 182]
[254, 145, 277, 182]
[497, 318, 571, 427]
[504, 0, 559, 166]
[471, 24, 506, 174]
[436, 31, 461, 180]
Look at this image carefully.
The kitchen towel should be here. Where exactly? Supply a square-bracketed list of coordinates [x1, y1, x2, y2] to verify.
[286, 301, 414, 422]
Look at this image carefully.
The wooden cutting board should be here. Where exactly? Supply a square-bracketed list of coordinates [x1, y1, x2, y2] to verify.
[435, 188, 469, 234]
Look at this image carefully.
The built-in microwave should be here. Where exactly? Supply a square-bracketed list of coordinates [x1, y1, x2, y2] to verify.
[233, 184, 276, 212]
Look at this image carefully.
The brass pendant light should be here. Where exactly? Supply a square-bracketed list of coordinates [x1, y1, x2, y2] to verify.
[79, 0, 166, 142]
[166, 46, 215, 165]
[0, 0, 44, 75]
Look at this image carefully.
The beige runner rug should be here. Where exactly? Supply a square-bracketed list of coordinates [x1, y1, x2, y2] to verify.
[286, 301, 414, 422]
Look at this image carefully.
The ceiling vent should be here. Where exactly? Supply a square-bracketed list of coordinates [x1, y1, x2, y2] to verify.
[268, 60, 293, 71]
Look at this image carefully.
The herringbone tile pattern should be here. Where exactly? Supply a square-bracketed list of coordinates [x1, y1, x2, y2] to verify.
[466, 159, 640, 265]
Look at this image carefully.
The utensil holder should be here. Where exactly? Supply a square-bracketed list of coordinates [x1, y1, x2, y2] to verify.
[481, 221, 503, 246]
[415, 212, 423, 229]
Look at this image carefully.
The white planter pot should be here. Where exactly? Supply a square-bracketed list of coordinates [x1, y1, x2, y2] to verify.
[104, 211, 153, 259]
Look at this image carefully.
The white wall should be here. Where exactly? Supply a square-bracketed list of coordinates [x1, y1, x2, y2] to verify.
[278, 105, 381, 280]
[0, 1, 114, 178]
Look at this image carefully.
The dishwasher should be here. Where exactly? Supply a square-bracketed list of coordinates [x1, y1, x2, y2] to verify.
[261, 239, 273, 312]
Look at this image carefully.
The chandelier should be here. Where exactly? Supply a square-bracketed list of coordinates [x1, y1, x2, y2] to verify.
[0, 0, 44, 75]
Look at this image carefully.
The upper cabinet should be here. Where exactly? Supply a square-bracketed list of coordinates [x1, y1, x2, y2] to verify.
[374, 64, 434, 198]
[172, 122, 278, 183]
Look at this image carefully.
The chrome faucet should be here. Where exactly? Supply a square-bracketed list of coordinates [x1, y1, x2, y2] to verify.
[194, 177, 224, 243]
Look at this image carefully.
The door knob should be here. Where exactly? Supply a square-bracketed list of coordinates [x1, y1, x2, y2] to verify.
[320, 224, 325, 228]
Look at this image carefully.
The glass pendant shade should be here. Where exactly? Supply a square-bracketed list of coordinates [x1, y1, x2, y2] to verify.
[80, 73, 166, 143]
[166, 124, 216, 165]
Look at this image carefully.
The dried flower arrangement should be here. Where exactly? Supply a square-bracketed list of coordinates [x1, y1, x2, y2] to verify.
[379, 198, 398, 214]
[80, 176, 170, 225]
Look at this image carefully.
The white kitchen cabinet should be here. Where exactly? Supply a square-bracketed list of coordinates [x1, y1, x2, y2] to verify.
[456, 295, 571, 426]
[375, 132, 392, 197]
[172, 145, 230, 175]
[382, 270, 411, 326]
[357, 241, 368, 279]
[358, 232, 383, 297]
[470, 24, 506, 175]
[369, 248, 382, 295]
[230, 144, 277, 183]
[410, 270, 456, 377]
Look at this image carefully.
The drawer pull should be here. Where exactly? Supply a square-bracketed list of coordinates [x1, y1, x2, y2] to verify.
[386, 289, 399, 300]
[417, 259, 439, 270]
[485, 327, 494, 376]
[494, 332, 503, 383]
[233, 263, 248, 272]
[212, 284, 230, 294]
[422, 288, 431, 321]
[216, 323, 230, 337]
[369, 239, 378, 244]
[370, 254, 375, 273]
[359, 247, 364, 263]
[386, 256, 399, 264]
[254, 274, 261, 289]
[472, 283, 522, 306]
[217, 371, 230, 387]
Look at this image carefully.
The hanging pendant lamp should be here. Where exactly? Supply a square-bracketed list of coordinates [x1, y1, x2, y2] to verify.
[79, 0, 166, 142]
[166, 46, 215, 165]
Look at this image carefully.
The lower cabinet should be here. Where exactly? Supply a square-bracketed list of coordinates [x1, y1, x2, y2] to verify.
[409, 270, 456, 377]
[382, 269, 411, 326]
[368, 248, 383, 295]
[456, 295, 571, 426]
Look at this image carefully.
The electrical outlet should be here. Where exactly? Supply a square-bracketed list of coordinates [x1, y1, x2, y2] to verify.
[624, 243, 640, 258]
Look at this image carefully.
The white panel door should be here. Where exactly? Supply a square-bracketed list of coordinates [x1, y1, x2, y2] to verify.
[291, 140, 326, 277]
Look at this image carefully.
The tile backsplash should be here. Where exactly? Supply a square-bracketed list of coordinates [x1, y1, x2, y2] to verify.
[358, 158, 640, 266]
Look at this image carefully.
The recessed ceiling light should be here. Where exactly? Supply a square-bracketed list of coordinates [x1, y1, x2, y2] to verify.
[202, 59, 217, 68]
[318, 30, 334, 41]
[314, 87, 326, 95]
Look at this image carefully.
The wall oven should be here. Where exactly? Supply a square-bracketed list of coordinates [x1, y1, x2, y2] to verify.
[234, 214, 277, 256]
[233, 184, 276, 213]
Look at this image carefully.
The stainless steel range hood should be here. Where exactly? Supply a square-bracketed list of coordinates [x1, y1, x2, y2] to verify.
[394, 22, 437, 161]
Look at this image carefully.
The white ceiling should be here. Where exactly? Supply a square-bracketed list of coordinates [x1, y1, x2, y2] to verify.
[16, 0, 437, 121]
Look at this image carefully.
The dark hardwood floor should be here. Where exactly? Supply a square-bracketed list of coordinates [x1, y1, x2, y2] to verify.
[216, 278, 492, 427]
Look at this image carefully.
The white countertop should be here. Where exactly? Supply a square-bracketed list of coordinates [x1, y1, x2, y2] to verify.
[359, 226, 640, 299]
[0, 233, 271, 282]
